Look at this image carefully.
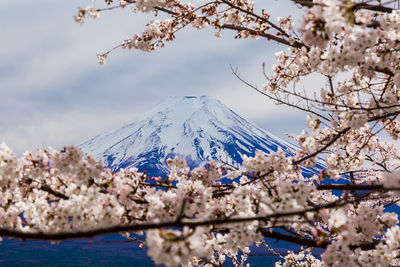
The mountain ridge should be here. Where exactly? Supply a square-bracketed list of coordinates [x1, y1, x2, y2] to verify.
[79, 96, 319, 176]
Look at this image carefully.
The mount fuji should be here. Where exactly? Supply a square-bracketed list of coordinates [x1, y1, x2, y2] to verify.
[79, 96, 321, 177]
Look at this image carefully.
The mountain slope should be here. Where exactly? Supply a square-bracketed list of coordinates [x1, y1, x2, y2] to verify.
[80, 96, 320, 176]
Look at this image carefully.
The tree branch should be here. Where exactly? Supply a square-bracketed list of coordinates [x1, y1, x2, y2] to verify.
[258, 229, 329, 248]
[294, 127, 351, 165]
[39, 184, 69, 200]
[0, 196, 376, 241]
[291, 0, 394, 13]
[220, 24, 304, 49]
[316, 184, 386, 191]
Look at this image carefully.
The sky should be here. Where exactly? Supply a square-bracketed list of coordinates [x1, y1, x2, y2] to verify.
[0, 0, 313, 155]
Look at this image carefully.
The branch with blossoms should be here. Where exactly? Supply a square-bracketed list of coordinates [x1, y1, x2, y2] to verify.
[0, 191, 386, 240]
[292, 0, 396, 13]
[74, 0, 306, 64]
[1, 138, 400, 266]
[0, 161, 393, 262]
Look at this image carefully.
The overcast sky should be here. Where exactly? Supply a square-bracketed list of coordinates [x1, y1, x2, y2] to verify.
[0, 0, 313, 155]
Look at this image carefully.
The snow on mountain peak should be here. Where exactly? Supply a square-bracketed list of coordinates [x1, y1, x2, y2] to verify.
[79, 95, 313, 176]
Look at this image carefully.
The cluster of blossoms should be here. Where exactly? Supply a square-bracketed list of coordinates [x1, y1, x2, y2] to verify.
[0, 145, 124, 233]
[276, 249, 323, 267]
[75, 0, 290, 61]
[2, 0, 400, 266]
[2, 132, 400, 266]
[122, 19, 176, 52]
[0, 143, 315, 265]
[74, 5, 100, 24]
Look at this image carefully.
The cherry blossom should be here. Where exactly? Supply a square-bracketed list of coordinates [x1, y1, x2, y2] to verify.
[2, 0, 400, 266]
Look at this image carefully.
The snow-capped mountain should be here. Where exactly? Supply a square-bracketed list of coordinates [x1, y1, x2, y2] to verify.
[80, 96, 320, 177]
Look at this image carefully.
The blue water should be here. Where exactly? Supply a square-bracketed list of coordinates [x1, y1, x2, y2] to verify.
[0, 235, 155, 266]
[0, 235, 291, 266]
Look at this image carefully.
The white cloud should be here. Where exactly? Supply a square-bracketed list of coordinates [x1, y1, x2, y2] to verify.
[0, 0, 315, 155]
[0, 108, 137, 155]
